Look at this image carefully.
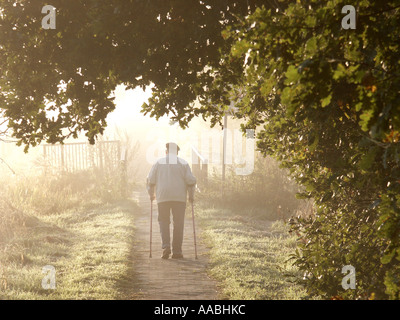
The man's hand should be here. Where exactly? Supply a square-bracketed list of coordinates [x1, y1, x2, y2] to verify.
[147, 181, 155, 201]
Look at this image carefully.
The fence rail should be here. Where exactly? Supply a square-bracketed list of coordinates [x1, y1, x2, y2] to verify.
[43, 140, 121, 173]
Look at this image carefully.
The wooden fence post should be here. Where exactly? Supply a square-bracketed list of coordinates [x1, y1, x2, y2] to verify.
[60, 144, 65, 171]
[120, 144, 128, 198]
[98, 142, 104, 172]
[43, 145, 47, 176]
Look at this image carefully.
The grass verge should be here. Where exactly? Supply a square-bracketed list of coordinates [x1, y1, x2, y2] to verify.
[0, 199, 138, 300]
[197, 205, 307, 300]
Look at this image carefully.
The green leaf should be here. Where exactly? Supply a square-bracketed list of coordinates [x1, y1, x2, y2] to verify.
[305, 37, 317, 55]
[321, 94, 332, 108]
[260, 77, 276, 96]
[382, 249, 396, 264]
[359, 146, 378, 170]
[359, 109, 374, 132]
[333, 63, 347, 80]
[305, 16, 317, 28]
[284, 65, 300, 85]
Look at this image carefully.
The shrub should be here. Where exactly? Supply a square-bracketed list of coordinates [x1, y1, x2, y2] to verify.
[199, 154, 307, 220]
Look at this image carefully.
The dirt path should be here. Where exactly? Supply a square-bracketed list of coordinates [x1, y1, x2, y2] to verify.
[130, 191, 220, 300]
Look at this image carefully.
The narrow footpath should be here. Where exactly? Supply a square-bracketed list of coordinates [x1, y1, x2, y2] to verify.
[130, 190, 219, 300]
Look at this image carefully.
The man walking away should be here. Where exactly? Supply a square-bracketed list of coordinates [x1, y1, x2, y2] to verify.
[147, 142, 196, 259]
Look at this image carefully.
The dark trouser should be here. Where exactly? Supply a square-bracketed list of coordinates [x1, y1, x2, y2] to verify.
[157, 201, 186, 254]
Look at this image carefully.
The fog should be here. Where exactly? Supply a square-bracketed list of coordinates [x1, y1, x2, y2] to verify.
[0, 84, 249, 183]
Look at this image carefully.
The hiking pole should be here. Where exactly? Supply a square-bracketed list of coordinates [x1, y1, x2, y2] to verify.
[149, 200, 153, 258]
[191, 201, 198, 259]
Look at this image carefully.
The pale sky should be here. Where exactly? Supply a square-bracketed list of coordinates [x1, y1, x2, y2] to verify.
[104, 84, 224, 167]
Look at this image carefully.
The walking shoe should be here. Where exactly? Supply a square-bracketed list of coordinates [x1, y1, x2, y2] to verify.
[171, 253, 184, 259]
[161, 247, 171, 259]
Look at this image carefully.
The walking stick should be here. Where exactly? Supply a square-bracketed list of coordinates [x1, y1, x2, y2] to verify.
[191, 201, 198, 259]
[149, 200, 153, 258]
